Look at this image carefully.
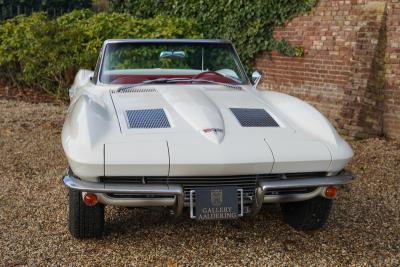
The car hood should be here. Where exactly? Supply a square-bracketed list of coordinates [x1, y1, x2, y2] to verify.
[105, 85, 332, 176]
[111, 85, 279, 141]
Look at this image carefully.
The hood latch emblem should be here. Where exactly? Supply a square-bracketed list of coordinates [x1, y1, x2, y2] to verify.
[203, 128, 224, 134]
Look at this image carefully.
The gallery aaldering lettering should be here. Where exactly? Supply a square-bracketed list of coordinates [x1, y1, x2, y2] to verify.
[198, 207, 238, 220]
[195, 187, 239, 220]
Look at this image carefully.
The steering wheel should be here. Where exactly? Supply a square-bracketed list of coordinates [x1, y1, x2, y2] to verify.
[192, 71, 227, 80]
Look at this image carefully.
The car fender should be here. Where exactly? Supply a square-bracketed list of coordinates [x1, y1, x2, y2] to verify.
[69, 69, 94, 99]
[256, 90, 353, 172]
[62, 92, 113, 179]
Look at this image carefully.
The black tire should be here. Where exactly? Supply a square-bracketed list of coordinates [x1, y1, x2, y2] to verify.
[68, 188, 104, 238]
[280, 196, 332, 231]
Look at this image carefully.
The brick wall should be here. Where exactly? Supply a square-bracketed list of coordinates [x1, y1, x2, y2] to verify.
[384, 1, 400, 139]
[255, 0, 399, 140]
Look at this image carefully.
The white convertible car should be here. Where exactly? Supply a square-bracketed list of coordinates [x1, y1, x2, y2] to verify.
[62, 39, 353, 238]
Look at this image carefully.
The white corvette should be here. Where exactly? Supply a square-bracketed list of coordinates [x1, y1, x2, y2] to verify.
[62, 39, 353, 238]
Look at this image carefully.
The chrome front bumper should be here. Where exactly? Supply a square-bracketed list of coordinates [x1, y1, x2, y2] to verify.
[63, 175, 185, 216]
[63, 172, 353, 216]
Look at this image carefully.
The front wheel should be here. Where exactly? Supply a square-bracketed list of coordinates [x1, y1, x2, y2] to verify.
[280, 196, 332, 231]
[68, 188, 104, 238]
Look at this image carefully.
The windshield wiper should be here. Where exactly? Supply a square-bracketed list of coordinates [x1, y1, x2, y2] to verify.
[175, 78, 238, 87]
[117, 78, 238, 92]
[117, 78, 173, 92]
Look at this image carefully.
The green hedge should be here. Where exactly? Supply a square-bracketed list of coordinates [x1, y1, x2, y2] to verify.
[0, 10, 201, 95]
[109, 0, 318, 72]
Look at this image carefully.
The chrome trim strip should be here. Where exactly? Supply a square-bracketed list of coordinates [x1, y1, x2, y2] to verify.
[263, 187, 325, 203]
[259, 172, 353, 191]
[63, 175, 182, 195]
[96, 193, 176, 207]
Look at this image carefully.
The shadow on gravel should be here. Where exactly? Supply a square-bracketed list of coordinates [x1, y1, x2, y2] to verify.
[104, 204, 282, 236]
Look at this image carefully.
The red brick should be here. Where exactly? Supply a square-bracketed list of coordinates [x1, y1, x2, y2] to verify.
[255, 0, 399, 140]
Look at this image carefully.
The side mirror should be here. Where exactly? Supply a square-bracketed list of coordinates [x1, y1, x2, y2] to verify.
[251, 70, 263, 89]
[69, 88, 75, 100]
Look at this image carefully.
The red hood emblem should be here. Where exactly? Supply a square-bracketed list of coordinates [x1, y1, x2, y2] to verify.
[203, 128, 224, 134]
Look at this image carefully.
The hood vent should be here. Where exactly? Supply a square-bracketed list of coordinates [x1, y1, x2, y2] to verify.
[224, 84, 242, 90]
[125, 109, 170, 129]
[112, 88, 157, 94]
[205, 85, 242, 91]
[230, 108, 279, 127]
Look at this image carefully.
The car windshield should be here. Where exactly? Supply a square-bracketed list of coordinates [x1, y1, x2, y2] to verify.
[99, 42, 248, 85]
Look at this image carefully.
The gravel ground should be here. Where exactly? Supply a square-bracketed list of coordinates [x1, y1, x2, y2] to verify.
[0, 99, 399, 266]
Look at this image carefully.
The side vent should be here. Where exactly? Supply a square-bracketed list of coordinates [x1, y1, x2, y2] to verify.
[126, 109, 170, 129]
[230, 108, 279, 127]
[111, 88, 157, 94]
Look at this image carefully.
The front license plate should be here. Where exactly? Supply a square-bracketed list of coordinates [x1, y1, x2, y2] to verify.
[194, 186, 238, 220]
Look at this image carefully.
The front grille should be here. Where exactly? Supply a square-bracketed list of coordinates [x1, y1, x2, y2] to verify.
[125, 108, 170, 129]
[167, 175, 259, 204]
[230, 108, 279, 127]
[101, 177, 168, 184]
[102, 175, 261, 203]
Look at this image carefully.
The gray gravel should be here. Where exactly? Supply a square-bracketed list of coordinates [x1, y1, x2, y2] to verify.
[0, 99, 399, 266]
